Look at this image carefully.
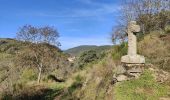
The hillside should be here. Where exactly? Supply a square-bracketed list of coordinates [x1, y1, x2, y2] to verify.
[1, 0, 170, 100]
[56, 32, 170, 100]
[1, 32, 170, 100]
[65, 45, 113, 56]
[0, 38, 71, 95]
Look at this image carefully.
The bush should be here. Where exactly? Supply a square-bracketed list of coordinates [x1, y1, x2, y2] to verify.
[68, 75, 83, 93]
[76, 50, 98, 69]
[165, 25, 170, 34]
[112, 43, 127, 60]
[21, 69, 37, 82]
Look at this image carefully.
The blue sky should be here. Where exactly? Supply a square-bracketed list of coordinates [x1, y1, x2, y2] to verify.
[0, 0, 122, 50]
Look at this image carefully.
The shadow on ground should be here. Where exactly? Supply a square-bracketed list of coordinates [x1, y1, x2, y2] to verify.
[2, 86, 63, 100]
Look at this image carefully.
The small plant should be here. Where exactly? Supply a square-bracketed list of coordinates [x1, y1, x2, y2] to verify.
[165, 25, 170, 34]
[68, 75, 83, 94]
[21, 69, 37, 82]
[112, 43, 127, 60]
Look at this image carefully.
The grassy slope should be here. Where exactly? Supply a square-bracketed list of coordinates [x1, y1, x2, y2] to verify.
[115, 70, 169, 100]
[59, 33, 170, 100]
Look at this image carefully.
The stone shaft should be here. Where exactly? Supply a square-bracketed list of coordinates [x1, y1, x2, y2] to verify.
[128, 30, 137, 56]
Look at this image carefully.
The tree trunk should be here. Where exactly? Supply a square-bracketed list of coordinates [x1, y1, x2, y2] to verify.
[37, 63, 42, 84]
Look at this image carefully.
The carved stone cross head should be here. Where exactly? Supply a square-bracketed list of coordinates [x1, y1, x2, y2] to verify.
[128, 21, 140, 34]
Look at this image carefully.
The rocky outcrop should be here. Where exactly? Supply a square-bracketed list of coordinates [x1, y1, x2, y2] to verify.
[112, 64, 144, 83]
[148, 65, 170, 83]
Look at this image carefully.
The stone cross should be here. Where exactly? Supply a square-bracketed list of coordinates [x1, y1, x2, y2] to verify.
[121, 21, 145, 64]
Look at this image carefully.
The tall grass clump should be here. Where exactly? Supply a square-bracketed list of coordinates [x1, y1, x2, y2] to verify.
[112, 43, 127, 60]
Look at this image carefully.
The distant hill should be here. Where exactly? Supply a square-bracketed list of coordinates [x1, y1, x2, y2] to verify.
[65, 45, 113, 56]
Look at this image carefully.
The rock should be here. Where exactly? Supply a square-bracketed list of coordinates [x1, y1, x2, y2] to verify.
[116, 75, 128, 82]
[156, 71, 169, 83]
[115, 65, 126, 74]
[148, 67, 155, 71]
[148, 66, 170, 83]
[129, 73, 141, 79]
[95, 77, 102, 84]
[111, 77, 118, 85]
[127, 67, 143, 73]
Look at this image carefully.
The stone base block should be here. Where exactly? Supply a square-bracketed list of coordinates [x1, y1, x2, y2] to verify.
[121, 55, 145, 64]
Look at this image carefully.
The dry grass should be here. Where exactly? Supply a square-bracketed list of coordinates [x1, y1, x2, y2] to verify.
[138, 32, 170, 72]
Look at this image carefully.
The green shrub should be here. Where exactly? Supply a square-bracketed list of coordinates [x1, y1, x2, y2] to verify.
[137, 32, 145, 41]
[165, 25, 170, 34]
[68, 75, 83, 94]
[76, 50, 99, 69]
[112, 43, 127, 60]
[21, 69, 37, 82]
[97, 51, 106, 60]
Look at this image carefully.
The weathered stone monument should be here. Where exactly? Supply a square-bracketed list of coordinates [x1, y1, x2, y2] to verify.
[113, 21, 146, 83]
[121, 21, 145, 64]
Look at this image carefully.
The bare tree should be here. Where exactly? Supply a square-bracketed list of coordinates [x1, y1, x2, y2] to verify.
[16, 25, 39, 43]
[16, 25, 60, 83]
[16, 43, 60, 83]
[122, 0, 170, 32]
[112, 25, 127, 45]
[39, 26, 60, 46]
[112, 0, 170, 44]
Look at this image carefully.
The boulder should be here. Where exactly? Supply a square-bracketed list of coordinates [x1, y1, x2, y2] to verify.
[116, 75, 128, 82]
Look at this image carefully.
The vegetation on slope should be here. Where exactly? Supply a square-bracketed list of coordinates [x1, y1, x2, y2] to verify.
[0, 38, 70, 99]
[1, 30, 170, 100]
[1, 24, 170, 100]
[60, 31, 170, 100]
[65, 45, 112, 56]
[139, 32, 170, 72]
[1, 1, 170, 99]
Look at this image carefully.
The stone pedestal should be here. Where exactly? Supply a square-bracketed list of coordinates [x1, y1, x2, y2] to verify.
[121, 55, 145, 64]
